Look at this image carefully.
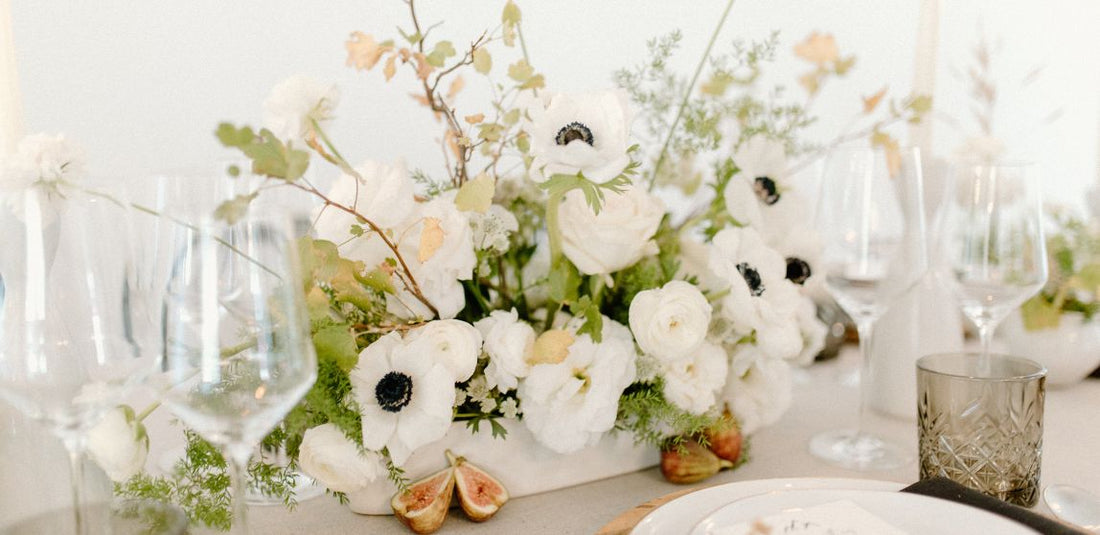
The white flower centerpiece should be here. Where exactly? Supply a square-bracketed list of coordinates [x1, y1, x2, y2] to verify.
[97, 2, 929, 530]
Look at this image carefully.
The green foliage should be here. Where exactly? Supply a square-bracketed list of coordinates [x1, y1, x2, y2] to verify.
[215, 123, 310, 181]
[614, 381, 723, 449]
[1021, 209, 1100, 329]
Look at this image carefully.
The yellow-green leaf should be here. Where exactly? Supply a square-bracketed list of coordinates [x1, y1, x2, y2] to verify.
[502, 1, 521, 25]
[507, 60, 534, 83]
[520, 74, 545, 90]
[1020, 297, 1062, 330]
[502, 108, 521, 126]
[455, 173, 496, 214]
[1073, 264, 1100, 291]
[473, 48, 492, 74]
[312, 324, 359, 371]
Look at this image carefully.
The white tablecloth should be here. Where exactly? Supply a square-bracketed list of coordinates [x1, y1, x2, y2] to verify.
[239, 349, 1100, 534]
[2, 346, 1097, 533]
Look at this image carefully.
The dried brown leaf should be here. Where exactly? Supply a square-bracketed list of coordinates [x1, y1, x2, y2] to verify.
[447, 75, 465, 100]
[862, 86, 888, 114]
[383, 54, 397, 81]
[794, 32, 838, 66]
[418, 217, 444, 263]
[346, 32, 388, 70]
[464, 113, 485, 125]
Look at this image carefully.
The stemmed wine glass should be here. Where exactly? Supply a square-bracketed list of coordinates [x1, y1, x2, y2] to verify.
[809, 146, 928, 470]
[160, 210, 316, 533]
[0, 187, 162, 533]
[940, 162, 1047, 360]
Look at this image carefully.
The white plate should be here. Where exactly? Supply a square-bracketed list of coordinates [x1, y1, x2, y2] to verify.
[630, 477, 904, 535]
[690, 489, 1038, 535]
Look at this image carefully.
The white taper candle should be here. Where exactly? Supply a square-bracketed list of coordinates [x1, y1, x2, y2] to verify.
[0, 0, 23, 155]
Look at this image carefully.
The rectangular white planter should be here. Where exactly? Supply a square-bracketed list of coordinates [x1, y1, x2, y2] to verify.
[346, 418, 659, 515]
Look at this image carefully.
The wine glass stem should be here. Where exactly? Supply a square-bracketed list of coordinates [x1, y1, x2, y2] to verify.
[61, 433, 90, 535]
[977, 322, 995, 372]
[855, 319, 876, 441]
[228, 449, 251, 534]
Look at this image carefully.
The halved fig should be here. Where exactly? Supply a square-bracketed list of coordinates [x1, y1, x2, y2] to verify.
[391, 465, 455, 534]
[446, 450, 509, 522]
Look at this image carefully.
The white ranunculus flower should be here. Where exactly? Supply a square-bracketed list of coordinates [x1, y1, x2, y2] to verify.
[709, 227, 803, 360]
[298, 423, 386, 493]
[528, 90, 633, 184]
[475, 309, 536, 391]
[661, 341, 729, 414]
[351, 332, 455, 466]
[87, 405, 148, 483]
[629, 280, 711, 362]
[1, 133, 86, 216]
[557, 184, 664, 276]
[313, 159, 417, 236]
[519, 317, 637, 453]
[263, 75, 340, 145]
[403, 319, 482, 382]
[721, 346, 793, 435]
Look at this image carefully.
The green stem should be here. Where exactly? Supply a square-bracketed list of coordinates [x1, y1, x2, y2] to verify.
[135, 401, 161, 423]
[545, 188, 565, 267]
[649, 0, 737, 191]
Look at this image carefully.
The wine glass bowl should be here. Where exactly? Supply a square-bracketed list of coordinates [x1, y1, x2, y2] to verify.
[0, 187, 159, 533]
[940, 162, 1047, 354]
[161, 212, 316, 532]
[809, 146, 927, 470]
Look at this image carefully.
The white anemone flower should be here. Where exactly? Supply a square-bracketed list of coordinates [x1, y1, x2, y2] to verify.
[661, 341, 729, 415]
[722, 135, 789, 227]
[710, 227, 803, 360]
[721, 345, 793, 435]
[528, 90, 633, 184]
[351, 332, 455, 466]
[791, 297, 827, 367]
[475, 309, 536, 391]
[403, 319, 482, 382]
[263, 75, 340, 145]
[86, 405, 148, 483]
[519, 317, 637, 453]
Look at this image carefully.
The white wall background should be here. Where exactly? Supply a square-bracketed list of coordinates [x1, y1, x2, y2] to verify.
[9, 0, 1100, 211]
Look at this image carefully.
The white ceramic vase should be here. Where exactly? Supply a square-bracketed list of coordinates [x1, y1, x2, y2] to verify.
[1001, 309, 1100, 387]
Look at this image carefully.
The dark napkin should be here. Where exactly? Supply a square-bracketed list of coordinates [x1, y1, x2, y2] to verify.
[902, 477, 1089, 535]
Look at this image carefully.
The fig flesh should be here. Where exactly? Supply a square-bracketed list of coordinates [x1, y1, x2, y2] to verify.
[391, 465, 455, 534]
[447, 450, 509, 522]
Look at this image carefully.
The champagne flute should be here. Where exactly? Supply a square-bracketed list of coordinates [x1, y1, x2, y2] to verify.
[0, 187, 161, 533]
[160, 211, 316, 533]
[808, 146, 928, 470]
[940, 162, 1047, 360]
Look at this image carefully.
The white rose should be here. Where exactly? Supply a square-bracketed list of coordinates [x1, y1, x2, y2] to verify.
[263, 75, 340, 145]
[661, 341, 728, 414]
[475, 309, 536, 391]
[558, 184, 664, 275]
[628, 280, 712, 362]
[403, 319, 482, 382]
[87, 405, 148, 483]
[528, 90, 633, 184]
[298, 423, 386, 494]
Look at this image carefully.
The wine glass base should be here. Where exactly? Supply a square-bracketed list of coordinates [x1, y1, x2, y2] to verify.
[0, 500, 187, 535]
[247, 473, 326, 506]
[809, 429, 912, 471]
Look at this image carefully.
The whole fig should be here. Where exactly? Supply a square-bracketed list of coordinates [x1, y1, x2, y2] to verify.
[660, 439, 733, 484]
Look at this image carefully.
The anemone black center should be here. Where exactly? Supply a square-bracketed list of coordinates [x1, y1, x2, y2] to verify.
[737, 262, 765, 296]
[753, 176, 781, 205]
[785, 257, 812, 285]
[555, 121, 595, 146]
[375, 371, 413, 413]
